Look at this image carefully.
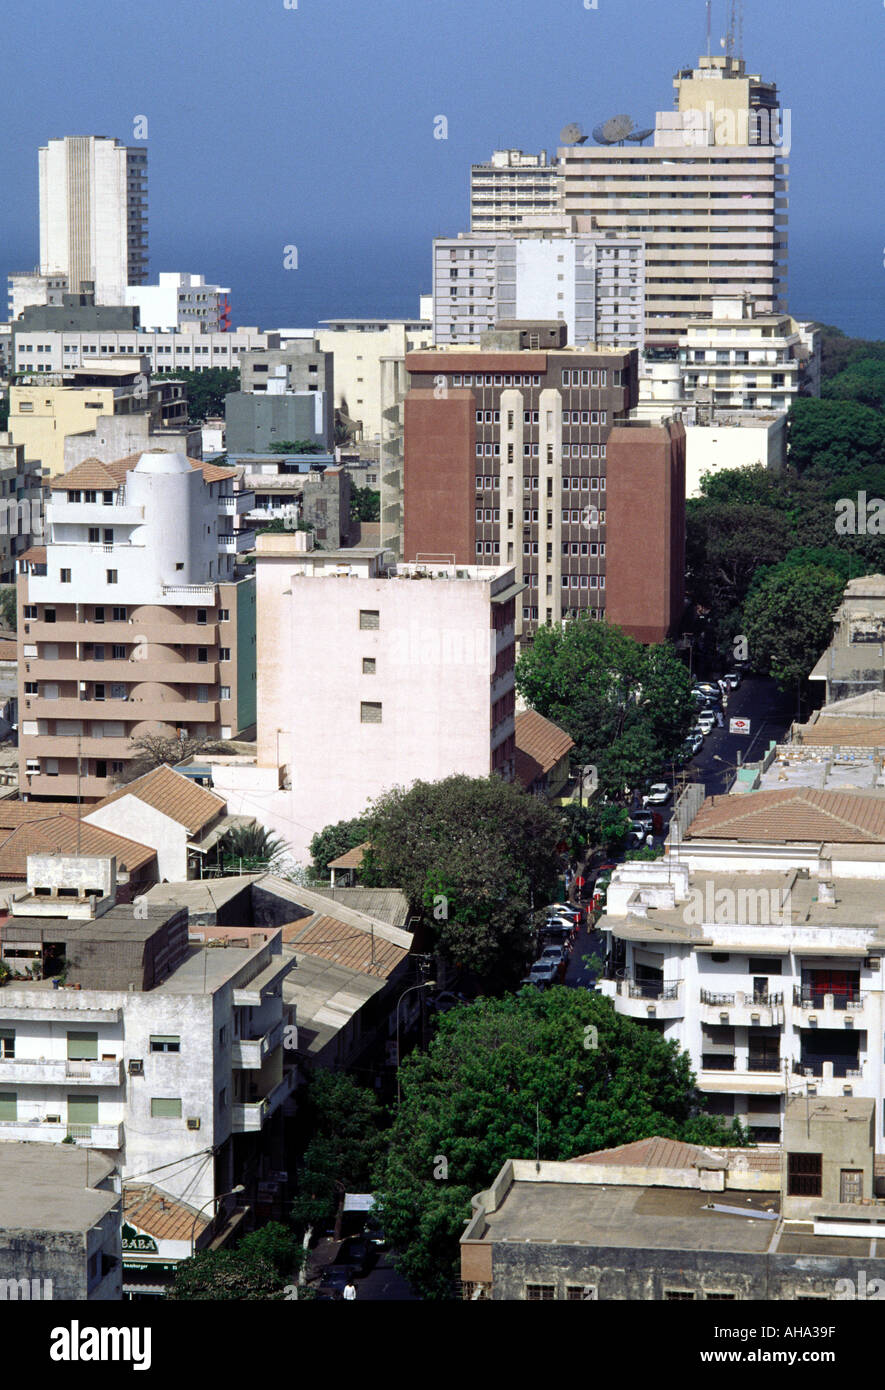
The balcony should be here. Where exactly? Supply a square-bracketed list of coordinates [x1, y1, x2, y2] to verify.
[699, 989, 785, 1028]
[792, 1059, 864, 1097]
[792, 988, 867, 1029]
[219, 493, 254, 515]
[0, 1057, 123, 1086]
[218, 531, 254, 555]
[21, 696, 219, 723]
[605, 975, 684, 1021]
[231, 1020, 283, 1070]
[698, 1061, 784, 1094]
[0, 1118, 122, 1148]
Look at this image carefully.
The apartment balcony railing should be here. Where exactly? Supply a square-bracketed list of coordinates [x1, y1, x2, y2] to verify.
[746, 1057, 781, 1072]
[793, 988, 866, 1011]
[793, 1060, 863, 1081]
[626, 979, 679, 1001]
[700, 990, 784, 1007]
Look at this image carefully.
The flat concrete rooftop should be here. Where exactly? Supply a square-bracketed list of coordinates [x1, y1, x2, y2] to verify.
[0, 1142, 117, 1234]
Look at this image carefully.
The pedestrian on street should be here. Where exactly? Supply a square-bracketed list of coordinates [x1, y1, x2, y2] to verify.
[343, 1280, 356, 1301]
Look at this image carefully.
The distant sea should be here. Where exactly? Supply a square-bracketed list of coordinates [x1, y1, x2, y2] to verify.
[6, 229, 884, 341]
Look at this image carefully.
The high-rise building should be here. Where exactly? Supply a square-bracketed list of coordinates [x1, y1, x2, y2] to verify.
[38, 136, 148, 305]
[17, 451, 256, 801]
[124, 272, 231, 332]
[432, 222, 645, 350]
[398, 322, 684, 644]
[470, 149, 561, 231]
[559, 55, 788, 343]
[314, 314, 432, 444]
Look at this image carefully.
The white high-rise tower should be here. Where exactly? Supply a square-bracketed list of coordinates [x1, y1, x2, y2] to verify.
[38, 136, 148, 305]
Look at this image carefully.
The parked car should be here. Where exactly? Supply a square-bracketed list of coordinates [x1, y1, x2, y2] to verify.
[696, 711, 716, 735]
[317, 1263, 358, 1300]
[686, 731, 704, 755]
[548, 902, 582, 923]
[629, 820, 652, 846]
[693, 682, 719, 697]
[541, 921, 574, 944]
[643, 783, 671, 806]
[536, 944, 566, 969]
[521, 961, 559, 989]
[723, 672, 741, 689]
[336, 1237, 377, 1277]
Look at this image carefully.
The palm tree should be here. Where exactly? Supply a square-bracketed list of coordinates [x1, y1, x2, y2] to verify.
[217, 823, 289, 871]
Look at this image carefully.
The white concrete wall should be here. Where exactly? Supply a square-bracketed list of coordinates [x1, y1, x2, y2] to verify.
[685, 418, 786, 498]
[83, 800, 189, 882]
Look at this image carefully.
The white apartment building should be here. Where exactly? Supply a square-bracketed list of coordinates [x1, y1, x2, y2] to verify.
[597, 784, 885, 1149]
[125, 273, 231, 332]
[560, 54, 789, 341]
[7, 270, 68, 322]
[679, 296, 820, 411]
[470, 149, 562, 231]
[432, 223, 645, 350]
[0, 853, 296, 1214]
[236, 536, 519, 863]
[39, 137, 148, 304]
[12, 324, 278, 377]
[17, 451, 256, 799]
[315, 315, 432, 443]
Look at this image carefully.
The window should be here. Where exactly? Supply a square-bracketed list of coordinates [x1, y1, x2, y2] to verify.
[59, 569, 71, 583]
[196, 608, 207, 625]
[787, 1152, 822, 1197]
[566, 1286, 597, 1301]
[112, 645, 125, 660]
[44, 608, 56, 624]
[0, 1031, 15, 1060]
[23, 606, 37, 619]
[150, 1097, 183, 1118]
[664, 1291, 696, 1301]
[218, 608, 230, 621]
[219, 647, 231, 661]
[748, 958, 782, 975]
[362, 657, 376, 674]
[88, 528, 100, 543]
[526, 1284, 556, 1301]
[67, 1031, 98, 1061]
[361, 701, 382, 723]
[197, 647, 208, 663]
[359, 610, 380, 630]
[0, 1094, 16, 1121]
[706, 1292, 737, 1301]
[220, 685, 231, 700]
[106, 570, 117, 584]
[150, 1035, 180, 1053]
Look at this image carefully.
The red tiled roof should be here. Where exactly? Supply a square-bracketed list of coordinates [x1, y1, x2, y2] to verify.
[514, 709, 574, 789]
[327, 842, 370, 870]
[50, 458, 120, 492]
[570, 1137, 721, 1169]
[91, 764, 225, 834]
[687, 789, 885, 844]
[0, 801, 76, 829]
[0, 815, 155, 878]
[124, 1184, 210, 1242]
[794, 717, 885, 748]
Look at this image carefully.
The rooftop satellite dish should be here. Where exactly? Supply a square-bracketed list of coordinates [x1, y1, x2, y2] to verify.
[559, 122, 588, 145]
[592, 114, 636, 145]
[626, 127, 655, 145]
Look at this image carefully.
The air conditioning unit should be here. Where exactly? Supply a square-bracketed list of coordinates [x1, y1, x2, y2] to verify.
[187, 1117, 201, 1131]
[128, 1059, 144, 1076]
[45, 1114, 61, 1124]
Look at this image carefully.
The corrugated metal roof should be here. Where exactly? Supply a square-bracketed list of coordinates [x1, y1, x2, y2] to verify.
[92, 764, 225, 834]
[285, 912, 407, 978]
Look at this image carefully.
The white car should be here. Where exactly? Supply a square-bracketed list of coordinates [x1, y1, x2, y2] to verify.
[697, 711, 716, 734]
[643, 783, 671, 806]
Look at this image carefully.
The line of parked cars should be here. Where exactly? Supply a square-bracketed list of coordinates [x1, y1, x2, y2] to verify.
[521, 902, 583, 988]
[682, 670, 744, 759]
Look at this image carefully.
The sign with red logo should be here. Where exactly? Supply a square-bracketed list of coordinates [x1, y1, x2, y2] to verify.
[729, 717, 751, 735]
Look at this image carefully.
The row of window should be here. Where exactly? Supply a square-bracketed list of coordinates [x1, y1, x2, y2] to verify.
[474, 471, 606, 490]
[25, 606, 230, 624]
[451, 373, 542, 387]
[524, 1285, 734, 1301]
[476, 444, 608, 458]
[476, 410, 609, 426]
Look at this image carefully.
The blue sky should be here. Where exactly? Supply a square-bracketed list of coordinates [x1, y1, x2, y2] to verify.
[1, 0, 882, 335]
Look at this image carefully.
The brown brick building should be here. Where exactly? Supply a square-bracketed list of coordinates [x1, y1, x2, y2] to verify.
[402, 323, 684, 643]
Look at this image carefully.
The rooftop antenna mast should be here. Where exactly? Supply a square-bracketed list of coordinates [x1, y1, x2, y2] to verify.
[706, 0, 712, 58]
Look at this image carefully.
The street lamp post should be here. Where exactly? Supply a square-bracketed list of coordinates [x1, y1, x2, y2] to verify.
[396, 980, 436, 1107]
[189, 1184, 246, 1256]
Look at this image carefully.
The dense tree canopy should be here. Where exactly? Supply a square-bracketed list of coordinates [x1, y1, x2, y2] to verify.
[291, 1072, 385, 1234]
[308, 815, 371, 878]
[168, 1223, 305, 1301]
[359, 775, 561, 985]
[154, 367, 239, 424]
[515, 618, 695, 799]
[743, 563, 844, 691]
[374, 989, 746, 1299]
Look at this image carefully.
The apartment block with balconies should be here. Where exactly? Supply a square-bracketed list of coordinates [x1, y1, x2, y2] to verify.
[17, 450, 255, 801]
[0, 853, 296, 1215]
[597, 859, 885, 1148]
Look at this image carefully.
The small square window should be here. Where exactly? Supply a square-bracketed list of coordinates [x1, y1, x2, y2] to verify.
[359, 610, 380, 631]
[362, 657, 376, 674]
[150, 1097, 183, 1118]
[360, 701, 382, 724]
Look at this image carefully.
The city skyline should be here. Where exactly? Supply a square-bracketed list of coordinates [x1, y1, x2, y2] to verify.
[0, 0, 882, 336]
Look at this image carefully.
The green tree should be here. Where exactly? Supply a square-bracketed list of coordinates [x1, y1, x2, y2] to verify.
[515, 618, 695, 801]
[787, 397, 885, 475]
[217, 822, 289, 871]
[0, 586, 16, 632]
[309, 815, 371, 878]
[360, 775, 561, 985]
[291, 1072, 385, 1237]
[154, 367, 239, 424]
[268, 440, 325, 454]
[743, 563, 844, 691]
[168, 1222, 305, 1300]
[374, 989, 746, 1299]
[350, 486, 380, 522]
[823, 358, 885, 411]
